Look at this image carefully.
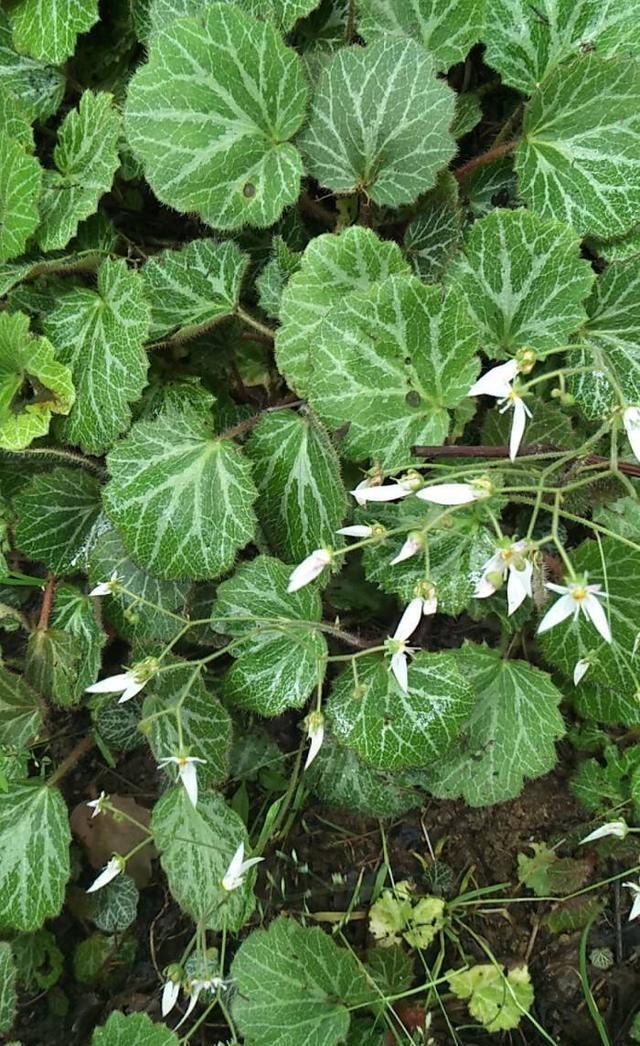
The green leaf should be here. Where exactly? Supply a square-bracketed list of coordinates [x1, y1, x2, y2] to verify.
[447, 964, 534, 1033]
[305, 731, 422, 817]
[10, 0, 100, 64]
[148, 0, 320, 36]
[0, 85, 33, 152]
[142, 239, 248, 341]
[327, 652, 473, 770]
[516, 57, 640, 239]
[43, 259, 150, 454]
[256, 236, 301, 321]
[309, 276, 480, 467]
[103, 410, 258, 581]
[0, 137, 41, 263]
[484, 0, 640, 94]
[0, 942, 17, 1035]
[426, 646, 565, 805]
[276, 226, 410, 398]
[91, 1011, 178, 1046]
[0, 311, 74, 451]
[73, 932, 118, 984]
[232, 918, 373, 1046]
[574, 679, 640, 727]
[0, 781, 71, 931]
[247, 410, 346, 563]
[25, 628, 85, 708]
[151, 786, 255, 931]
[12, 928, 63, 990]
[13, 467, 102, 574]
[88, 527, 189, 643]
[517, 842, 590, 897]
[357, 0, 485, 71]
[403, 172, 462, 284]
[37, 90, 121, 252]
[51, 584, 106, 693]
[449, 209, 594, 356]
[125, 6, 309, 231]
[0, 667, 42, 749]
[92, 874, 139, 934]
[298, 38, 456, 207]
[143, 662, 232, 785]
[213, 556, 327, 716]
[0, 11, 65, 121]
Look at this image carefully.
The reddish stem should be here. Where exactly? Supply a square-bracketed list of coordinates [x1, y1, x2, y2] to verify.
[37, 574, 57, 631]
[454, 140, 518, 182]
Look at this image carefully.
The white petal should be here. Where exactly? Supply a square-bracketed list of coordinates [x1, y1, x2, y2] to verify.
[287, 550, 331, 593]
[118, 678, 147, 703]
[162, 979, 181, 1017]
[390, 535, 421, 566]
[507, 560, 533, 616]
[179, 761, 199, 808]
[422, 595, 438, 616]
[85, 671, 133, 695]
[573, 659, 590, 686]
[393, 598, 423, 642]
[351, 483, 412, 503]
[390, 649, 408, 693]
[240, 855, 263, 875]
[623, 406, 640, 463]
[89, 581, 112, 597]
[415, 483, 478, 506]
[352, 479, 372, 506]
[545, 582, 569, 595]
[629, 892, 640, 922]
[508, 397, 529, 461]
[87, 858, 121, 893]
[175, 987, 200, 1030]
[336, 525, 372, 538]
[304, 723, 324, 770]
[474, 577, 497, 599]
[582, 593, 612, 643]
[467, 360, 518, 399]
[537, 593, 575, 634]
[222, 843, 245, 891]
[579, 820, 627, 845]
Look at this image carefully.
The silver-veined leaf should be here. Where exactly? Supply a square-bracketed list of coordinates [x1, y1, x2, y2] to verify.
[13, 467, 102, 574]
[148, 0, 320, 36]
[25, 628, 85, 708]
[0, 942, 16, 1035]
[10, 0, 100, 65]
[0, 136, 41, 263]
[0, 11, 64, 121]
[91, 1011, 178, 1045]
[357, 0, 485, 71]
[403, 172, 462, 284]
[0, 666, 42, 748]
[51, 584, 106, 693]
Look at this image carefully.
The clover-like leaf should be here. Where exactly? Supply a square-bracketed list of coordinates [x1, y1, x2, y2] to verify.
[103, 410, 257, 581]
[0, 136, 41, 263]
[0, 11, 64, 121]
[37, 90, 121, 252]
[43, 259, 150, 454]
[0, 942, 16, 1035]
[0, 666, 42, 749]
[247, 410, 346, 563]
[449, 209, 594, 357]
[447, 964, 534, 1033]
[13, 467, 102, 574]
[151, 786, 255, 931]
[358, 0, 485, 72]
[0, 311, 74, 451]
[327, 652, 473, 770]
[0, 781, 71, 931]
[276, 226, 410, 398]
[426, 646, 565, 805]
[232, 919, 374, 1046]
[309, 275, 480, 467]
[516, 57, 640, 239]
[485, 0, 640, 94]
[126, 6, 309, 231]
[212, 556, 327, 716]
[91, 1011, 178, 1046]
[298, 37, 456, 207]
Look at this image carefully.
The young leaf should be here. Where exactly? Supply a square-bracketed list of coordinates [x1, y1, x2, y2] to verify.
[309, 276, 480, 467]
[232, 918, 374, 1046]
[447, 964, 534, 1033]
[449, 208, 594, 356]
[327, 652, 473, 770]
[256, 236, 301, 321]
[10, 0, 100, 65]
[212, 556, 327, 716]
[484, 0, 640, 94]
[0, 942, 17, 1035]
[0, 311, 74, 451]
[0, 136, 41, 263]
[276, 226, 410, 398]
[0, 11, 65, 121]
[91, 1011, 178, 1045]
[141, 239, 249, 341]
[358, 0, 485, 72]
[37, 90, 121, 252]
[426, 646, 565, 805]
[0, 667, 42, 748]
[143, 662, 232, 785]
[247, 410, 346, 563]
[13, 467, 102, 574]
[125, 6, 309, 230]
[404, 173, 462, 284]
[43, 259, 150, 454]
[103, 411, 258, 581]
[298, 37, 456, 207]
[151, 786, 255, 931]
[0, 782, 71, 931]
[516, 57, 640, 239]
[91, 875, 138, 934]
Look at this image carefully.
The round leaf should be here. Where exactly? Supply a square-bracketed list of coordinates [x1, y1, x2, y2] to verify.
[358, 0, 485, 72]
[91, 1011, 178, 1045]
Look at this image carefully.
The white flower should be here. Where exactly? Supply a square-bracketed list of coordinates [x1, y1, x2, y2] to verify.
[87, 791, 108, 818]
[468, 360, 519, 399]
[623, 406, 640, 462]
[474, 539, 533, 616]
[303, 711, 324, 769]
[87, 854, 125, 893]
[89, 572, 122, 597]
[158, 754, 206, 808]
[390, 532, 423, 566]
[352, 477, 375, 506]
[161, 976, 181, 1018]
[222, 842, 263, 892]
[537, 579, 611, 643]
[337, 525, 374, 538]
[287, 549, 332, 593]
[85, 657, 159, 704]
[580, 819, 628, 845]
[623, 880, 640, 921]
[385, 592, 436, 693]
[416, 479, 492, 506]
[175, 977, 228, 1029]
[573, 658, 591, 685]
[499, 389, 532, 461]
[350, 474, 419, 504]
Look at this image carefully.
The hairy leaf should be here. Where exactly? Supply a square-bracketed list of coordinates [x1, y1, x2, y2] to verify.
[0, 11, 65, 120]
[13, 467, 102, 574]
[91, 1011, 178, 1045]
[0, 137, 41, 263]
[10, 0, 100, 64]
[306, 731, 423, 817]
[358, 0, 485, 71]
